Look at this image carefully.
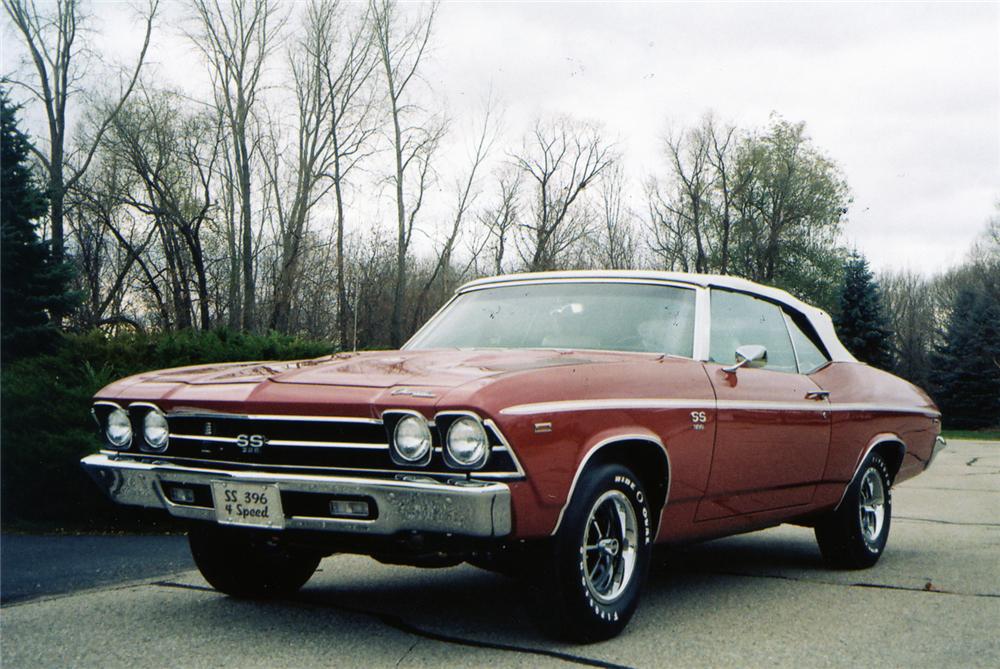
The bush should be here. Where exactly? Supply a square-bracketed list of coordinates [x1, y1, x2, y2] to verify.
[1, 329, 332, 530]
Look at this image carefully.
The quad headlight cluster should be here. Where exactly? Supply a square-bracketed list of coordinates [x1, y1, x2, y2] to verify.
[385, 411, 492, 470]
[93, 403, 169, 452]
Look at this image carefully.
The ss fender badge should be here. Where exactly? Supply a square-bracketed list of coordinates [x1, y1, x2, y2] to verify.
[691, 411, 708, 431]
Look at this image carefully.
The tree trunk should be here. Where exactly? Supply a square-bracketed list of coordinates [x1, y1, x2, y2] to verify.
[390, 103, 406, 347]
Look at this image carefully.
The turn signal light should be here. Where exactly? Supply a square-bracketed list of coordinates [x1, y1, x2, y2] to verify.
[329, 500, 370, 518]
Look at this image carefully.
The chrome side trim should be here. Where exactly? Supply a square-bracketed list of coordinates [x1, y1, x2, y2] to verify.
[834, 434, 907, 511]
[550, 433, 671, 538]
[501, 397, 938, 417]
[168, 434, 389, 450]
[829, 403, 940, 418]
[502, 399, 715, 416]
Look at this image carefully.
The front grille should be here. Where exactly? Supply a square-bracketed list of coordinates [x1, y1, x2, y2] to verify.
[121, 412, 522, 478]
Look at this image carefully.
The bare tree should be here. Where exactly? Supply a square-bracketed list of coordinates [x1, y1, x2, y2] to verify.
[477, 170, 521, 275]
[647, 124, 712, 273]
[70, 143, 170, 329]
[190, 0, 284, 331]
[319, 1, 380, 345]
[3, 0, 157, 266]
[104, 89, 219, 330]
[266, 1, 347, 332]
[409, 105, 497, 330]
[371, 0, 442, 346]
[880, 269, 937, 388]
[595, 164, 638, 269]
[705, 118, 741, 274]
[512, 117, 616, 271]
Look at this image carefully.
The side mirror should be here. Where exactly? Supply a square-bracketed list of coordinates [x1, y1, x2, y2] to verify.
[723, 344, 767, 374]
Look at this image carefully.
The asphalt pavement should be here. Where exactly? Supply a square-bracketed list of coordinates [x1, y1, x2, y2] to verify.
[2, 439, 998, 668]
[1, 533, 193, 605]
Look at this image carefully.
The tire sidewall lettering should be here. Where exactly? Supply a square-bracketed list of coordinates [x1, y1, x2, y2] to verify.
[575, 471, 651, 623]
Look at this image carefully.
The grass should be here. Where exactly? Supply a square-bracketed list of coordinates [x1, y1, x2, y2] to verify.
[941, 429, 1000, 442]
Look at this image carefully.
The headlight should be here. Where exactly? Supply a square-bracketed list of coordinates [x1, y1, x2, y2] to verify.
[106, 408, 132, 448]
[393, 415, 432, 463]
[446, 417, 489, 468]
[143, 410, 169, 451]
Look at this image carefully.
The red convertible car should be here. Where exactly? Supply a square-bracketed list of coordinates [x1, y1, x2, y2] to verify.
[82, 271, 945, 641]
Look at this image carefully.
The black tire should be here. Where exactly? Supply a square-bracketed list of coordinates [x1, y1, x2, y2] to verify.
[815, 452, 892, 569]
[532, 464, 654, 643]
[188, 524, 321, 598]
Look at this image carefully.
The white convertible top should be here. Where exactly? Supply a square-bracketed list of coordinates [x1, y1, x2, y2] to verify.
[458, 270, 857, 363]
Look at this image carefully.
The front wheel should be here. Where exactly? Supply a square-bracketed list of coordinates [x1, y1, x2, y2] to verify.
[188, 524, 321, 598]
[532, 464, 653, 642]
[815, 453, 892, 569]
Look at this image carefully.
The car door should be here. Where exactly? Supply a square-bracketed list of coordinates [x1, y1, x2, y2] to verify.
[696, 289, 832, 521]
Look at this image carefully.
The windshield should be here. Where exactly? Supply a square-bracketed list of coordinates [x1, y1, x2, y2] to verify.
[406, 282, 697, 356]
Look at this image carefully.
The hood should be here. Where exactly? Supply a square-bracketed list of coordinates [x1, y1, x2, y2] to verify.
[141, 348, 641, 390]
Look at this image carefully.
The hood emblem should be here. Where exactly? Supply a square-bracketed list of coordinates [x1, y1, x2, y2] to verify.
[391, 387, 436, 398]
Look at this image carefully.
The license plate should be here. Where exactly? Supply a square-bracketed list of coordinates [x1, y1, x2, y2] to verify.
[211, 481, 284, 529]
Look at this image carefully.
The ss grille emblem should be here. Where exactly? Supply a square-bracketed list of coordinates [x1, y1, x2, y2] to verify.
[235, 433, 267, 454]
[204, 421, 213, 436]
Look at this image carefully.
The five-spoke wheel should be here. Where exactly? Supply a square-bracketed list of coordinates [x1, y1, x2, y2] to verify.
[532, 464, 652, 643]
[583, 490, 639, 605]
[815, 452, 893, 569]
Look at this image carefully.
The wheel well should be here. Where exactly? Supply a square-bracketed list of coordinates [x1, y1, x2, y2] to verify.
[872, 439, 906, 484]
[584, 438, 670, 530]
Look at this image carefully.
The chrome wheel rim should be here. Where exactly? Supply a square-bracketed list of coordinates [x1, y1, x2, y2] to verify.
[583, 490, 638, 604]
[858, 467, 886, 547]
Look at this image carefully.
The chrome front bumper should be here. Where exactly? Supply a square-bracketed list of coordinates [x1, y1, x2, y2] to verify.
[80, 454, 511, 537]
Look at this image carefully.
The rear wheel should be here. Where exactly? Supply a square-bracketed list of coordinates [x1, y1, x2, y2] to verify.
[815, 453, 892, 569]
[188, 524, 321, 598]
[532, 464, 653, 642]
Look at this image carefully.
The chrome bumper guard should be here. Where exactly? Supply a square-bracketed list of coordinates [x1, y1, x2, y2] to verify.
[80, 454, 511, 537]
[928, 435, 947, 467]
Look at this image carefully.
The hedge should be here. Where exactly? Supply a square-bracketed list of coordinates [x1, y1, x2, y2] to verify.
[1, 329, 332, 530]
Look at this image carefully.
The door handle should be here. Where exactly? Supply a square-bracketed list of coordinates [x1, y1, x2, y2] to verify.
[805, 390, 830, 400]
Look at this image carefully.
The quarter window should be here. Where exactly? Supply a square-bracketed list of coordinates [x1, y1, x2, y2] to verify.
[709, 289, 798, 373]
[783, 310, 831, 374]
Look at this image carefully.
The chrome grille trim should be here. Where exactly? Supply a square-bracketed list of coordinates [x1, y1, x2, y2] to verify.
[101, 450, 525, 479]
[150, 408, 524, 478]
[168, 434, 390, 450]
[168, 411, 381, 424]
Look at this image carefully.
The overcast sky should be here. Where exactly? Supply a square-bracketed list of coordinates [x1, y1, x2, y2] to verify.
[7, 1, 999, 275]
[430, 2, 999, 273]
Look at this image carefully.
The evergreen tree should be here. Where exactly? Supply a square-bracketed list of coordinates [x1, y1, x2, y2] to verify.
[931, 288, 1000, 429]
[835, 252, 894, 369]
[1, 89, 75, 359]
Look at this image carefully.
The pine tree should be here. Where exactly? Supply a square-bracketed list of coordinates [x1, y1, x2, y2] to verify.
[931, 288, 1000, 429]
[835, 252, 894, 369]
[1, 89, 76, 359]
